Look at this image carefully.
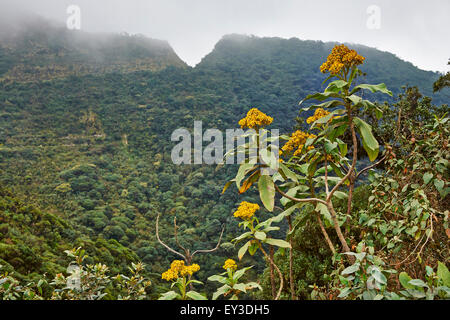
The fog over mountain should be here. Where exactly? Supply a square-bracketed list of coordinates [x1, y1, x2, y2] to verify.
[1, 0, 449, 72]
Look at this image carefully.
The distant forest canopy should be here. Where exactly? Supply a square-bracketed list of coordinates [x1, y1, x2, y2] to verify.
[0, 17, 448, 299]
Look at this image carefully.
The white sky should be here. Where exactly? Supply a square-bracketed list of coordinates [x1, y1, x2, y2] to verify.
[2, 0, 449, 72]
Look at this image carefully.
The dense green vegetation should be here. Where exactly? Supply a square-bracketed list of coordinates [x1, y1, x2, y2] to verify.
[0, 19, 448, 300]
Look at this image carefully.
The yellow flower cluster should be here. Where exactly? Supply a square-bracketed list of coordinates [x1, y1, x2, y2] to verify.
[281, 130, 316, 156]
[238, 108, 273, 130]
[320, 44, 365, 75]
[161, 260, 200, 281]
[223, 259, 238, 271]
[233, 201, 260, 220]
[306, 108, 331, 124]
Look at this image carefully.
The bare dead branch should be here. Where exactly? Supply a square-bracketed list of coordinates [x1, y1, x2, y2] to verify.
[191, 224, 225, 257]
[174, 216, 188, 253]
[155, 213, 186, 261]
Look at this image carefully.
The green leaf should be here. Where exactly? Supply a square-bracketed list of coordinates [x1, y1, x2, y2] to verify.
[260, 148, 278, 171]
[232, 283, 248, 293]
[158, 291, 180, 300]
[233, 231, 252, 243]
[350, 83, 393, 96]
[279, 163, 298, 183]
[264, 238, 291, 248]
[315, 203, 333, 226]
[186, 291, 207, 300]
[258, 175, 275, 212]
[324, 80, 348, 93]
[334, 191, 348, 200]
[222, 179, 235, 194]
[238, 241, 251, 260]
[207, 275, 227, 283]
[341, 263, 360, 275]
[324, 141, 338, 153]
[433, 179, 446, 197]
[337, 287, 351, 298]
[212, 284, 231, 300]
[248, 242, 259, 255]
[408, 279, 428, 288]
[423, 172, 433, 185]
[437, 261, 450, 287]
[399, 272, 414, 289]
[254, 231, 267, 241]
[353, 117, 379, 161]
[233, 267, 253, 282]
[300, 91, 342, 105]
[235, 163, 256, 189]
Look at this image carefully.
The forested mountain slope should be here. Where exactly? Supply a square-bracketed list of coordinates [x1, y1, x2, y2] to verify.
[0, 20, 448, 295]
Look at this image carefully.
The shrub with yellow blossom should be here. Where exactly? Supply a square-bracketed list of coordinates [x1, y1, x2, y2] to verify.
[238, 108, 273, 130]
[320, 44, 365, 77]
[209, 260, 262, 300]
[233, 201, 260, 220]
[224, 44, 392, 300]
[223, 259, 238, 271]
[159, 260, 205, 300]
[281, 130, 316, 156]
[161, 260, 200, 281]
[306, 108, 331, 124]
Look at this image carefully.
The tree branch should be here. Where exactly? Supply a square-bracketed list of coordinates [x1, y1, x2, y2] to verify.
[155, 213, 187, 261]
[191, 225, 225, 257]
[275, 184, 327, 206]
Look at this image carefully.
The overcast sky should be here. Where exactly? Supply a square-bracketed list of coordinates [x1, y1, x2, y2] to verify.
[2, 0, 449, 72]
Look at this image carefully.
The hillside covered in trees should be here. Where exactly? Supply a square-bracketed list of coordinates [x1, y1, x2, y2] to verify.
[0, 17, 448, 300]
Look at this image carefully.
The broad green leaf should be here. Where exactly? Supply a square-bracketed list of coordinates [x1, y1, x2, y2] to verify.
[300, 91, 341, 105]
[279, 163, 298, 183]
[258, 174, 275, 212]
[399, 272, 414, 289]
[325, 80, 348, 93]
[233, 267, 253, 282]
[235, 163, 256, 189]
[353, 117, 379, 161]
[186, 291, 207, 300]
[433, 179, 446, 197]
[233, 231, 252, 242]
[423, 172, 433, 185]
[350, 83, 393, 96]
[264, 238, 291, 248]
[341, 263, 360, 275]
[212, 284, 231, 300]
[244, 282, 262, 291]
[301, 99, 344, 112]
[238, 241, 251, 260]
[254, 231, 267, 241]
[408, 279, 428, 288]
[260, 148, 278, 171]
[207, 275, 227, 283]
[232, 283, 248, 293]
[334, 191, 348, 200]
[437, 261, 450, 287]
[158, 291, 180, 300]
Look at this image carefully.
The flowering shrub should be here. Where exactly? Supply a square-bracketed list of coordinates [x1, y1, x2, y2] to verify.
[159, 260, 205, 300]
[208, 259, 262, 300]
